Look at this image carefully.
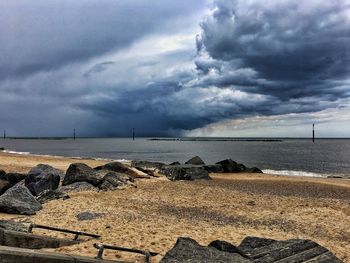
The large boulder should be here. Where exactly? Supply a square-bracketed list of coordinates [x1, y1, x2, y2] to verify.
[0, 184, 42, 215]
[185, 156, 205, 165]
[0, 179, 11, 195]
[62, 163, 103, 187]
[203, 164, 224, 173]
[160, 237, 251, 263]
[60, 182, 98, 193]
[25, 164, 62, 196]
[161, 165, 211, 181]
[216, 159, 242, 173]
[2, 173, 26, 186]
[246, 167, 263, 173]
[98, 171, 135, 191]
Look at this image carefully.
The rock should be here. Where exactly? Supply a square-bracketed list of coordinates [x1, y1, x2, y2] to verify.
[185, 156, 205, 165]
[203, 164, 224, 173]
[246, 167, 263, 173]
[161, 165, 211, 181]
[160, 237, 251, 263]
[238, 236, 341, 262]
[94, 162, 143, 178]
[25, 164, 62, 196]
[36, 189, 70, 204]
[208, 240, 249, 258]
[0, 179, 11, 195]
[3, 173, 26, 186]
[0, 184, 42, 215]
[60, 182, 98, 193]
[76, 211, 105, 221]
[98, 171, 135, 191]
[216, 159, 242, 173]
[169, 161, 181, 165]
[161, 237, 341, 262]
[62, 163, 103, 187]
[0, 170, 6, 178]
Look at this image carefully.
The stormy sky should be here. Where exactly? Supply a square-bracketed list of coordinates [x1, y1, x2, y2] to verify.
[1, 0, 350, 137]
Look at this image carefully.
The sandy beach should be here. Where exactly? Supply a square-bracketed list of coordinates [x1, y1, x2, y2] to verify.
[0, 151, 349, 262]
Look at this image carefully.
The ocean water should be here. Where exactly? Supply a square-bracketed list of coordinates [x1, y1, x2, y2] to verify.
[0, 138, 349, 177]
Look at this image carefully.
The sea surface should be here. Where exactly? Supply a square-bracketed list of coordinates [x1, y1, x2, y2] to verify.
[0, 138, 349, 177]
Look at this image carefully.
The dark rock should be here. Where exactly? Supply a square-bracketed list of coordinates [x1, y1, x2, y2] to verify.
[169, 161, 181, 165]
[160, 237, 251, 263]
[208, 240, 250, 258]
[238, 236, 341, 262]
[216, 159, 242, 173]
[94, 162, 140, 178]
[161, 237, 341, 262]
[60, 182, 98, 193]
[246, 167, 263, 173]
[98, 171, 135, 191]
[0, 220, 29, 232]
[0, 147, 4, 151]
[161, 165, 211, 181]
[0, 179, 11, 195]
[185, 156, 205, 165]
[0, 170, 6, 178]
[3, 173, 26, 186]
[36, 189, 70, 204]
[0, 184, 42, 215]
[62, 163, 103, 187]
[76, 211, 105, 221]
[203, 164, 224, 173]
[25, 164, 62, 196]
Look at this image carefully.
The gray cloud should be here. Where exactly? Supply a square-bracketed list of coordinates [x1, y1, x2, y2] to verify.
[1, 0, 350, 137]
[0, 0, 204, 80]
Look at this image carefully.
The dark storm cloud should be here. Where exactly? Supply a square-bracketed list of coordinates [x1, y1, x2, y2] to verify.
[196, 0, 350, 101]
[0, 0, 204, 80]
[1, 0, 350, 137]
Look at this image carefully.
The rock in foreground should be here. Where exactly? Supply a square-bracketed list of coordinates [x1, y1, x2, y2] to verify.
[160, 237, 251, 263]
[0, 184, 42, 215]
[161, 236, 341, 262]
[161, 165, 211, 181]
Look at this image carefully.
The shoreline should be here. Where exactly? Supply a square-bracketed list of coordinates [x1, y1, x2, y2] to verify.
[0, 149, 343, 179]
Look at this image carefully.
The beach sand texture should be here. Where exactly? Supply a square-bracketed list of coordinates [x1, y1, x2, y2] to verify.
[0, 152, 349, 262]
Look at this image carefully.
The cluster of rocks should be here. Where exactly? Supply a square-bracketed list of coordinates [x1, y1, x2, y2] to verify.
[131, 156, 262, 181]
[0, 161, 136, 215]
[160, 236, 341, 262]
[0, 156, 262, 215]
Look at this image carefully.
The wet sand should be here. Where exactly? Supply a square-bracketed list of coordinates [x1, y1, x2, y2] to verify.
[0, 152, 349, 262]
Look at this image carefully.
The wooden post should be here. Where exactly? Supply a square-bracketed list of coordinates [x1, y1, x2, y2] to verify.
[312, 124, 315, 143]
[132, 128, 135, 141]
[73, 129, 76, 140]
[3, 130, 5, 139]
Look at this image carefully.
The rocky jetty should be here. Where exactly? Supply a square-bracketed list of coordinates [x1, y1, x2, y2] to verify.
[161, 236, 341, 262]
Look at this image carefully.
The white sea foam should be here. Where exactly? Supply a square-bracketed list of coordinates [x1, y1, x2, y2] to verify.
[3, 149, 31, 155]
[262, 169, 327, 178]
